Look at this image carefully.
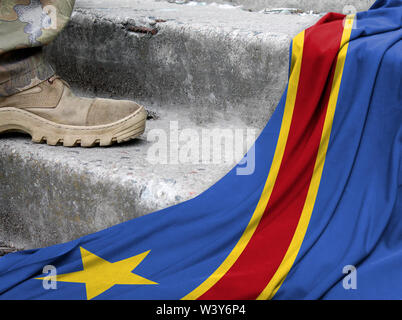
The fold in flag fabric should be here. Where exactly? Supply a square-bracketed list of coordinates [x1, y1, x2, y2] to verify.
[1, 0, 402, 300]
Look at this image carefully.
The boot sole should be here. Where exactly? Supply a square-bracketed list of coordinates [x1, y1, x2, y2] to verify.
[0, 106, 147, 147]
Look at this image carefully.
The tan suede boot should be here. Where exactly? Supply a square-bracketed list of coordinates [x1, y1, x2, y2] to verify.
[0, 76, 147, 147]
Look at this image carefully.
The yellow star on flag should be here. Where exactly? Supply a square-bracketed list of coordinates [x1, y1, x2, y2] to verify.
[36, 247, 157, 300]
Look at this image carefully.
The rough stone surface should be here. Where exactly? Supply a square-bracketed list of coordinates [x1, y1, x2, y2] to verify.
[177, 0, 374, 13]
[45, 0, 319, 129]
[0, 242, 17, 256]
[0, 104, 258, 249]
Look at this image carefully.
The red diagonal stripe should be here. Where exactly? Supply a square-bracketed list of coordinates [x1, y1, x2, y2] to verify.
[199, 13, 346, 300]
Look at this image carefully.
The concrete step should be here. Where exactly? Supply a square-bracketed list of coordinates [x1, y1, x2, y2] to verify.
[1, 0, 325, 250]
[45, 0, 319, 129]
[0, 242, 17, 257]
[167, 0, 374, 14]
[0, 105, 257, 250]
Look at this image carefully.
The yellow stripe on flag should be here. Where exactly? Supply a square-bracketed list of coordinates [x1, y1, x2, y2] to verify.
[182, 31, 306, 300]
[257, 15, 355, 300]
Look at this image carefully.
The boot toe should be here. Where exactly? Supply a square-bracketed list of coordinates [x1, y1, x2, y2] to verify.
[86, 98, 143, 126]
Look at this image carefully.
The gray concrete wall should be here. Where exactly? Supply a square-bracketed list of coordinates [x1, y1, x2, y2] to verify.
[191, 0, 374, 13]
[45, 3, 318, 128]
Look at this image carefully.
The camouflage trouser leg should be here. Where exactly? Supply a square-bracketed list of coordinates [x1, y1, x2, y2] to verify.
[0, 0, 75, 97]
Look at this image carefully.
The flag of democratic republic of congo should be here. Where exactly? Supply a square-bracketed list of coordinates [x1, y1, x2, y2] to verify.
[0, 0, 401, 300]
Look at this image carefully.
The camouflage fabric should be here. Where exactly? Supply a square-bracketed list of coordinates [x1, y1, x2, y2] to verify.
[0, 0, 75, 96]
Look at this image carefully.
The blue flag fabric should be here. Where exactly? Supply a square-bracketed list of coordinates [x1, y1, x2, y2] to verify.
[0, 0, 401, 300]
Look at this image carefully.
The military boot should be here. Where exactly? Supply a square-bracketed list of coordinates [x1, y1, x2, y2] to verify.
[0, 76, 146, 147]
